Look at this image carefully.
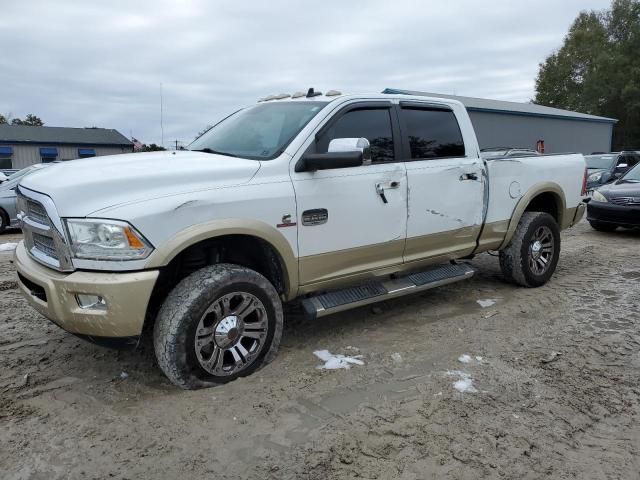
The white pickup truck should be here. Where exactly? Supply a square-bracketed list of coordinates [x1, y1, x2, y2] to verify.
[14, 90, 587, 389]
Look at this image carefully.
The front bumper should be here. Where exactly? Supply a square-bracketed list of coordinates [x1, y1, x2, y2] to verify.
[587, 201, 640, 226]
[14, 241, 159, 338]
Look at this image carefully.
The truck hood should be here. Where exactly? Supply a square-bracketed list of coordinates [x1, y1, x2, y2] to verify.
[19, 151, 261, 217]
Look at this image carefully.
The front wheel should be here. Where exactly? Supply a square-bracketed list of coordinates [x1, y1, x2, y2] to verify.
[0, 209, 8, 233]
[153, 263, 283, 389]
[499, 212, 560, 287]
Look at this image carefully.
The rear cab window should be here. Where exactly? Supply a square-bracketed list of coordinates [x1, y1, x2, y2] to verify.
[399, 105, 465, 160]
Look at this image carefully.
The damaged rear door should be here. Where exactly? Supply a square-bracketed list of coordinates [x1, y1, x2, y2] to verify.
[398, 102, 485, 262]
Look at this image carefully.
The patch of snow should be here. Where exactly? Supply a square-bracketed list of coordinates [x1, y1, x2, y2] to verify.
[454, 378, 477, 393]
[475, 356, 483, 362]
[119, 372, 129, 380]
[476, 299, 496, 308]
[458, 354, 472, 363]
[447, 370, 478, 393]
[0, 243, 17, 252]
[314, 350, 364, 370]
[391, 352, 403, 363]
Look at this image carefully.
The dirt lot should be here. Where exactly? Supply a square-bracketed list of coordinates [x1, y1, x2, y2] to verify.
[1, 221, 639, 480]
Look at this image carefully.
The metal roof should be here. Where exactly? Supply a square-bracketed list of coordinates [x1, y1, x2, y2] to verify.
[382, 88, 617, 124]
[0, 125, 133, 146]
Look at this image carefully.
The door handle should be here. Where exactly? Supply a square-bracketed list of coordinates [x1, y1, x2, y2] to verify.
[459, 172, 479, 181]
[375, 183, 388, 203]
[375, 180, 400, 204]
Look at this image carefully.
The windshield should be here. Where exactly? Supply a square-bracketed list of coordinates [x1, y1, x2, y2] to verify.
[585, 154, 616, 170]
[621, 162, 640, 182]
[189, 101, 328, 160]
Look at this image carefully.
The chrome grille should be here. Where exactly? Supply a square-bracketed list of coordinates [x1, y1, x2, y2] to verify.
[32, 233, 59, 259]
[17, 186, 73, 272]
[27, 200, 48, 224]
[609, 196, 640, 206]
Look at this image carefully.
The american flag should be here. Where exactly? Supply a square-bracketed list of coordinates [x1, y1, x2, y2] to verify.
[131, 137, 145, 151]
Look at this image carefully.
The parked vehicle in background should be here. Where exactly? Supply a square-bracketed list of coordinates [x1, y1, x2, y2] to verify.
[587, 162, 640, 232]
[14, 90, 587, 389]
[585, 152, 640, 191]
[0, 164, 51, 232]
[481, 147, 540, 160]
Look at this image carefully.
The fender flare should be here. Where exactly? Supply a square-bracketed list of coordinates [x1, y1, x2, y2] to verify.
[144, 219, 299, 300]
[499, 182, 566, 249]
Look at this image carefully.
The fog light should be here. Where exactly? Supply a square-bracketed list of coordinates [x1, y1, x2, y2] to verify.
[75, 294, 107, 310]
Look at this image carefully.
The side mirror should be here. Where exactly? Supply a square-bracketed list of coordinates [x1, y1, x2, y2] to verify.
[295, 137, 371, 173]
[295, 151, 363, 173]
[617, 163, 628, 169]
[328, 137, 372, 165]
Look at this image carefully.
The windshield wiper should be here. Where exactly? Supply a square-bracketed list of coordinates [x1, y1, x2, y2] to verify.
[618, 178, 640, 183]
[191, 148, 240, 158]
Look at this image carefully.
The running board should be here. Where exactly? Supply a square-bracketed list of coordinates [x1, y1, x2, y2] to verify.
[301, 263, 475, 319]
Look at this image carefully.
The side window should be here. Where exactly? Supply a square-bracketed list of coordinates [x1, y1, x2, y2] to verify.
[400, 107, 465, 160]
[316, 108, 395, 163]
[626, 155, 639, 167]
[616, 156, 631, 170]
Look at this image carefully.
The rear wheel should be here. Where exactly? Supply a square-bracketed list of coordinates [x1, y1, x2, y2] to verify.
[589, 221, 617, 232]
[499, 212, 560, 287]
[153, 263, 283, 389]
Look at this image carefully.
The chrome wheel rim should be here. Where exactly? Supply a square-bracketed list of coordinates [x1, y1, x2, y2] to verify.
[194, 291, 269, 377]
[528, 226, 554, 275]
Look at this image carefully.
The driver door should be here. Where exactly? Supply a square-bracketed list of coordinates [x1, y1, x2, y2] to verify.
[291, 102, 407, 287]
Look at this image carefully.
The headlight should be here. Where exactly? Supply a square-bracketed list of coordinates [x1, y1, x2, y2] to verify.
[588, 172, 603, 182]
[592, 190, 608, 203]
[64, 219, 153, 260]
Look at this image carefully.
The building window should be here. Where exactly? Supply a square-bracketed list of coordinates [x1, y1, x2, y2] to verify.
[78, 148, 96, 158]
[39, 147, 58, 163]
[0, 146, 13, 168]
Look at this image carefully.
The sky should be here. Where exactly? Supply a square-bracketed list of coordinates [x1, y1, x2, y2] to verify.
[0, 0, 613, 148]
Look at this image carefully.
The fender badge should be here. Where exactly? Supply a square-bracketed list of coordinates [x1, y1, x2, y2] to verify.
[277, 214, 297, 228]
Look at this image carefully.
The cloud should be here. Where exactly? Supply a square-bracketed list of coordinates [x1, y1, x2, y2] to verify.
[0, 0, 611, 146]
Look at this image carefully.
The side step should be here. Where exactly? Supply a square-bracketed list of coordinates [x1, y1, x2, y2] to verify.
[301, 263, 475, 319]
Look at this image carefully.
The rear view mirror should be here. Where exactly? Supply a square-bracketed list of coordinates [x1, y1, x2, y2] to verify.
[328, 137, 372, 165]
[295, 137, 371, 172]
[295, 151, 363, 172]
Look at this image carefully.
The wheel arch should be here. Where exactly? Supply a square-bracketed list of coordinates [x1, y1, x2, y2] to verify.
[145, 219, 299, 299]
[500, 182, 566, 249]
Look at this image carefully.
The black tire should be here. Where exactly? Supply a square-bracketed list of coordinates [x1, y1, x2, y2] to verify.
[153, 263, 283, 389]
[499, 212, 561, 288]
[0, 209, 7, 233]
[589, 221, 617, 232]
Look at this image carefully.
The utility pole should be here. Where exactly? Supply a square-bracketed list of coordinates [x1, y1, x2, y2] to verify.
[160, 82, 164, 148]
[175, 139, 178, 151]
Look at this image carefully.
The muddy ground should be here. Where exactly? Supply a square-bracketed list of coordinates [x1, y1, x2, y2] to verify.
[1, 221, 639, 480]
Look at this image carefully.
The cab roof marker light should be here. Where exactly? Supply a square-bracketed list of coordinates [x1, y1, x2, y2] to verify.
[325, 90, 342, 96]
[274, 93, 291, 100]
[291, 91, 306, 99]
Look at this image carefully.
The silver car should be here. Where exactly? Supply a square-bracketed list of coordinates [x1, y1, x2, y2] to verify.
[0, 164, 50, 232]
